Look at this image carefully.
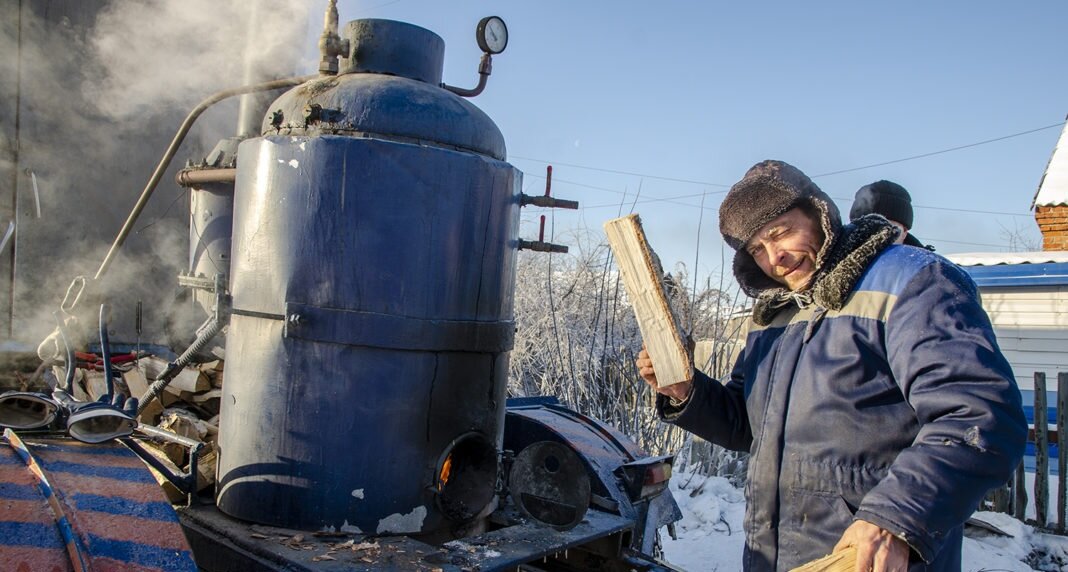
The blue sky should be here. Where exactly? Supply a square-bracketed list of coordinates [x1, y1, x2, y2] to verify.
[331, 1, 1068, 283]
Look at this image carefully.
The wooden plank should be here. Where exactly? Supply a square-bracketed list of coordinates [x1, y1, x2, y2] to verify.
[789, 546, 856, 572]
[1035, 372, 1049, 528]
[195, 447, 217, 493]
[83, 371, 110, 402]
[138, 356, 210, 394]
[604, 214, 692, 387]
[122, 368, 164, 423]
[1014, 460, 1027, 521]
[1060, 372, 1068, 533]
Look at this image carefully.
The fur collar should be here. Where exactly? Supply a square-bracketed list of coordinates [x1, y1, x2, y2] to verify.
[750, 215, 897, 326]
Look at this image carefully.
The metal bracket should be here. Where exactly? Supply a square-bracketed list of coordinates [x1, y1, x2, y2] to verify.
[178, 273, 228, 293]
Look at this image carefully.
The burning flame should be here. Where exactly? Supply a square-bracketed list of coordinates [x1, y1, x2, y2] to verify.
[438, 454, 453, 491]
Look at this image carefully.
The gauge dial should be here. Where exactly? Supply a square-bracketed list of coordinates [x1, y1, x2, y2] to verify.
[476, 16, 508, 54]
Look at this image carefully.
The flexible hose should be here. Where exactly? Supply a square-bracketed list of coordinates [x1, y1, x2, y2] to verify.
[94, 74, 316, 281]
[135, 317, 223, 415]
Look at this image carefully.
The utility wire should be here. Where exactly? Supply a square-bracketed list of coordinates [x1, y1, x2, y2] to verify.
[514, 121, 1063, 188]
[512, 155, 730, 188]
[525, 172, 1032, 218]
[514, 120, 1064, 218]
[811, 122, 1066, 178]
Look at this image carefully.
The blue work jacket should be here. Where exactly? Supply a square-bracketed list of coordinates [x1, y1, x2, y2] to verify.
[662, 245, 1026, 571]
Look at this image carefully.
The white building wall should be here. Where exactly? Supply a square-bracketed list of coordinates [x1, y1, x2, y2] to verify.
[980, 285, 1068, 391]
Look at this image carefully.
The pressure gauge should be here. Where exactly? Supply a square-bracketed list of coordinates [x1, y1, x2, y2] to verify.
[476, 16, 508, 54]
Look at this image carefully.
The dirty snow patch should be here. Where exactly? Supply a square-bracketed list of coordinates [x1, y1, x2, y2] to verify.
[443, 540, 502, 560]
[376, 506, 427, 535]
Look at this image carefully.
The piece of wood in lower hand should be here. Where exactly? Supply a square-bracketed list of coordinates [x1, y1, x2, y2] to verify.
[788, 546, 857, 572]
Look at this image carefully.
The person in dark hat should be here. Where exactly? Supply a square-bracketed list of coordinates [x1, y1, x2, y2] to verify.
[635, 160, 1024, 572]
[849, 180, 932, 249]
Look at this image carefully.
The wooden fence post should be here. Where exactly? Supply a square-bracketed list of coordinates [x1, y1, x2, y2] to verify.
[1035, 372, 1049, 528]
[1014, 461, 1027, 521]
[1059, 372, 1068, 533]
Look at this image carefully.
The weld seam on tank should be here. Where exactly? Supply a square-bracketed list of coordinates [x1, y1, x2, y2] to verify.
[282, 303, 515, 353]
[262, 129, 492, 158]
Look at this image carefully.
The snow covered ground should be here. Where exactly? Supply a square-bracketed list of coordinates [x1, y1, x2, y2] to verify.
[660, 469, 1068, 571]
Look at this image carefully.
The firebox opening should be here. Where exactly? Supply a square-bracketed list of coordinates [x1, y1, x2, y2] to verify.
[435, 433, 498, 523]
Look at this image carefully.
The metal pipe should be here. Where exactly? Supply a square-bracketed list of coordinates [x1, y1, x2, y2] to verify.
[6, 0, 23, 337]
[53, 311, 75, 392]
[98, 304, 114, 398]
[441, 53, 492, 98]
[121, 436, 203, 498]
[318, 0, 345, 75]
[93, 74, 316, 282]
[175, 168, 237, 187]
[136, 422, 201, 449]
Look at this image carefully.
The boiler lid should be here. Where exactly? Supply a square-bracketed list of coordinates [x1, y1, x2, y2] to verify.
[262, 74, 506, 160]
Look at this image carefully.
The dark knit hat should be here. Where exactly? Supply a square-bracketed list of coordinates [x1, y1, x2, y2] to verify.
[719, 160, 841, 295]
[849, 180, 914, 230]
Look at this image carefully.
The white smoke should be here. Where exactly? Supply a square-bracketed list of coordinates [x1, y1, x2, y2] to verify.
[85, 0, 312, 120]
[2, 0, 315, 347]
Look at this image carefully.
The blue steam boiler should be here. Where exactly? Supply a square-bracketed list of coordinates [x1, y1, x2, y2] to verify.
[216, 18, 518, 537]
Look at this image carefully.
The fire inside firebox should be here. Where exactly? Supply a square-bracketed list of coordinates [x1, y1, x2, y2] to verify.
[435, 433, 498, 523]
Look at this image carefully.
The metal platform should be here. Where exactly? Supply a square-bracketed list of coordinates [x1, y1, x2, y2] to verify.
[178, 501, 676, 571]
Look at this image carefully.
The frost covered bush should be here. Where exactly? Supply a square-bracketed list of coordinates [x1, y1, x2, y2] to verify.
[508, 233, 748, 478]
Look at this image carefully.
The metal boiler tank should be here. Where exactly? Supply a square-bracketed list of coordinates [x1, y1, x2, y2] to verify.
[216, 19, 519, 537]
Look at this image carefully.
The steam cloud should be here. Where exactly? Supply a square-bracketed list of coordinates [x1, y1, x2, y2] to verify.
[0, 0, 312, 348]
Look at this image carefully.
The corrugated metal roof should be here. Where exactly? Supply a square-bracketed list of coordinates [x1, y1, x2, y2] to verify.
[947, 251, 1068, 266]
[947, 253, 1068, 287]
[1033, 119, 1068, 208]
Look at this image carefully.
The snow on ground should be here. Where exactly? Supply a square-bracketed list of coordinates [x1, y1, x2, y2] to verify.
[660, 469, 1068, 571]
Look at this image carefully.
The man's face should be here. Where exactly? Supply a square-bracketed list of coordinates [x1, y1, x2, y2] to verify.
[744, 207, 825, 291]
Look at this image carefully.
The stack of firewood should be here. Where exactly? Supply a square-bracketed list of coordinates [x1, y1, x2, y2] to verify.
[56, 353, 224, 503]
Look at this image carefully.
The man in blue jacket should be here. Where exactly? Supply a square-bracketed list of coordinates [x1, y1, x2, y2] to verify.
[637, 160, 1026, 572]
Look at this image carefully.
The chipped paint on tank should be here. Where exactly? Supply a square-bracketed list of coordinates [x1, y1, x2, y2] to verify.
[376, 506, 427, 534]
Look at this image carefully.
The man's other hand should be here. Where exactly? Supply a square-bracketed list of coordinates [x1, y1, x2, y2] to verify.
[636, 345, 692, 402]
[833, 519, 909, 572]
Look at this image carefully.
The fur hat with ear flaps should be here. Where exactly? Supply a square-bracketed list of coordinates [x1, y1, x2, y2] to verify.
[720, 160, 843, 298]
[720, 161, 899, 326]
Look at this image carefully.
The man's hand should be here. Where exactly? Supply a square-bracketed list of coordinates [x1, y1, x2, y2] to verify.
[635, 345, 692, 402]
[833, 519, 909, 572]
